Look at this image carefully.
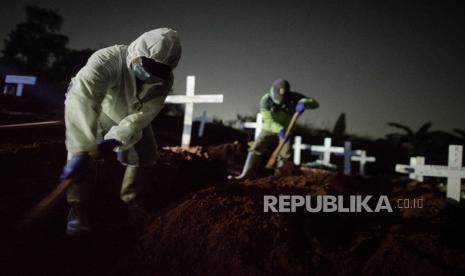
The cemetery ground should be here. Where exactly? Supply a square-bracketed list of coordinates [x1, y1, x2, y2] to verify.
[1, 104, 465, 275]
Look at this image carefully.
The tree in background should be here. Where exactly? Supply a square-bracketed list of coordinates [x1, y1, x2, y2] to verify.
[332, 112, 346, 141]
[386, 122, 432, 156]
[0, 6, 93, 92]
[1, 6, 67, 78]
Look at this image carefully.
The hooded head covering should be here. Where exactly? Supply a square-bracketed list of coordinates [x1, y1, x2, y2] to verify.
[269, 79, 290, 104]
[126, 28, 182, 72]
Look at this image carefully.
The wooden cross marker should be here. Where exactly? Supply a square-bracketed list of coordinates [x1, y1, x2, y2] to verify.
[243, 113, 263, 140]
[3, 75, 37, 96]
[310, 137, 344, 166]
[395, 145, 464, 201]
[165, 76, 223, 148]
[351, 150, 376, 176]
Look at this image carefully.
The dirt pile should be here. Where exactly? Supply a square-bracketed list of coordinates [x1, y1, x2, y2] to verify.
[0, 140, 67, 227]
[127, 170, 465, 276]
[0, 142, 237, 275]
[1, 137, 465, 276]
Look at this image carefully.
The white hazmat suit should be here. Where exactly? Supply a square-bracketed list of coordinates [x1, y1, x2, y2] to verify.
[64, 28, 181, 235]
[65, 28, 181, 155]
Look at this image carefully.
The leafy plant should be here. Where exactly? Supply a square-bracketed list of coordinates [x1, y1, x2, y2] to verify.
[386, 122, 432, 155]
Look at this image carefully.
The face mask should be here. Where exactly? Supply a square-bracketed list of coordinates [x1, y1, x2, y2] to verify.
[132, 63, 152, 81]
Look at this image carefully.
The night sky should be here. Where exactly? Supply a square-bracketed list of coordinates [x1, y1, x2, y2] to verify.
[1, 0, 464, 138]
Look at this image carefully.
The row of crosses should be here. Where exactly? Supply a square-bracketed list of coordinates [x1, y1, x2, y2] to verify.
[396, 145, 464, 201]
[243, 113, 464, 202]
[2, 75, 464, 202]
[293, 137, 375, 176]
[243, 115, 376, 176]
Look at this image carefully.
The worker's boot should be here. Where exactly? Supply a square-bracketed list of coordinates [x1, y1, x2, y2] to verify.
[274, 141, 291, 177]
[274, 159, 284, 177]
[235, 152, 262, 179]
[65, 153, 96, 236]
[66, 176, 93, 236]
[66, 204, 91, 236]
[121, 166, 154, 226]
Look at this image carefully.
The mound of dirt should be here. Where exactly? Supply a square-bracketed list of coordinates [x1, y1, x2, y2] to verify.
[134, 185, 308, 276]
[2, 136, 465, 276]
[126, 171, 465, 276]
[0, 142, 238, 276]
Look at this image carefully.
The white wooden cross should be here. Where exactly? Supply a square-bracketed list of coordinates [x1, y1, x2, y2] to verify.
[293, 137, 346, 167]
[165, 76, 223, 148]
[396, 156, 425, 181]
[395, 145, 464, 202]
[351, 150, 376, 176]
[293, 136, 311, 165]
[310, 137, 344, 166]
[3, 75, 37, 96]
[243, 113, 263, 140]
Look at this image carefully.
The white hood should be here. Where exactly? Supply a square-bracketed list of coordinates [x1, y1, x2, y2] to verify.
[126, 28, 182, 70]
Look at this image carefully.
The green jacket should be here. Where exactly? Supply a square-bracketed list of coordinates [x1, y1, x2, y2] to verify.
[260, 92, 319, 133]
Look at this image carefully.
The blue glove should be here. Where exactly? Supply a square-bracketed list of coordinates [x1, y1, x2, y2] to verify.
[60, 154, 92, 182]
[295, 102, 306, 114]
[97, 139, 121, 158]
[278, 128, 290, 142]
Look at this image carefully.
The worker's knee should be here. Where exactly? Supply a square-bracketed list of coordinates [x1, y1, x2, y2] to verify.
[278, 149, 291, 160]
[120, 165, 153, 205]
[66, 183, 85, 205]
[251, 132, 276, 154]
[65, 168, 96, 205]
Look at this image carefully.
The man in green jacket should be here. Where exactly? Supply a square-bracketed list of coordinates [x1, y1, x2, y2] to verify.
[235, 79, 319, 179]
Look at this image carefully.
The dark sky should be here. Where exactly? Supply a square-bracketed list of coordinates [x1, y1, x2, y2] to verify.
[1, 0, 464, 138]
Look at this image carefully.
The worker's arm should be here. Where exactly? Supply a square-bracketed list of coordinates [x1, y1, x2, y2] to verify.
[297, 97, 319, 109]
[294, 92, 319, 115]
[104, 90, 168, 151]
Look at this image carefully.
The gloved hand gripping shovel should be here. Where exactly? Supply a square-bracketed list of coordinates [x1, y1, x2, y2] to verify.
[265, 112, 300, 170]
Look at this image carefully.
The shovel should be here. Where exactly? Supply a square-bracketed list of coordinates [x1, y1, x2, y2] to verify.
[265, 112, 300, 170]
[18, 178, 73, 228]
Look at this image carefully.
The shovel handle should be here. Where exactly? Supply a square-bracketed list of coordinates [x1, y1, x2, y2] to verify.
[19, 178, 73, 228]
[265, 112, 300, 169]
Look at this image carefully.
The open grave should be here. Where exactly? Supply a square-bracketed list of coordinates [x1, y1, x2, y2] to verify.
[1, 126, 465, 275]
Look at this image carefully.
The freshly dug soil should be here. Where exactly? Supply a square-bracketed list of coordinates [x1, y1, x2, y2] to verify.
[1, 133, 465, 276]
[125, 168, 465, 276]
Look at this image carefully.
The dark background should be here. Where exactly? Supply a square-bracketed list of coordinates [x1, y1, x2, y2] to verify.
[1, 0, 464, 138]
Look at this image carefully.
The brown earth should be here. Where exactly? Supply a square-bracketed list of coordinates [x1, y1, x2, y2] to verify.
[122, 168, 465, 276]
[0, 130, 464, 275]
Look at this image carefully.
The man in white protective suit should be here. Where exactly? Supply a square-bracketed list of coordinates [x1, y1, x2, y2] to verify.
[60, 28, 181, 236]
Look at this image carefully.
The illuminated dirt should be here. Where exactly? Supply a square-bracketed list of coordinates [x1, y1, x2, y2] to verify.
[1, 131, 465, 275]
